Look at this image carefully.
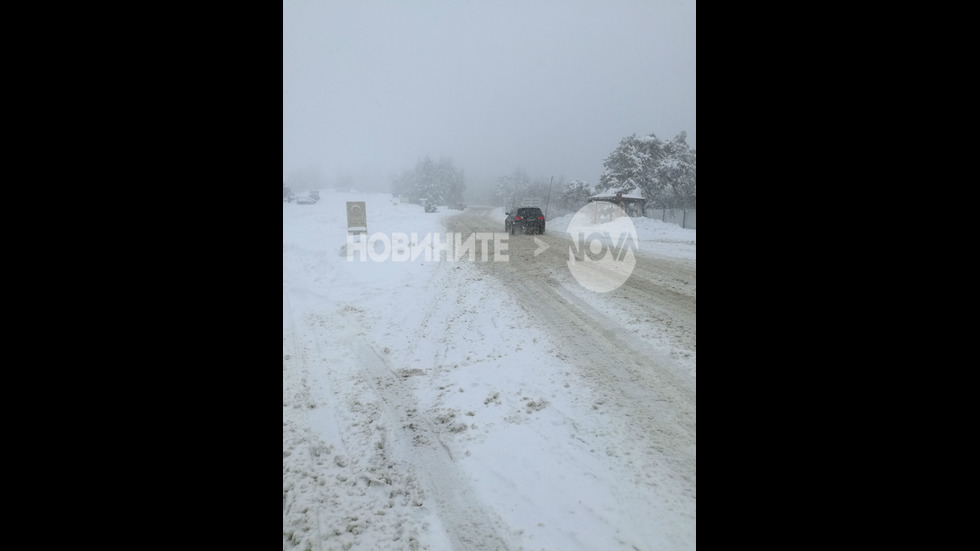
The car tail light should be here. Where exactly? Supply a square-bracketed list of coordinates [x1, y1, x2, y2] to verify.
[537, 216, 545, 220]
[515, 216, 523, 221]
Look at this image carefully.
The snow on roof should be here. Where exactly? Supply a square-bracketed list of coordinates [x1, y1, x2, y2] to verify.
[589, 192, 646, 201]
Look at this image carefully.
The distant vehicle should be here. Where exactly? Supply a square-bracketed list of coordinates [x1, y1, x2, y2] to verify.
[295, 192, 317, 205]
[424, 201, 439, 213]
[283, 186, 293, 202]
[505, 207, 546, 234]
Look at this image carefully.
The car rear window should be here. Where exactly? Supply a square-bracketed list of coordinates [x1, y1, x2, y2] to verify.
[519, 208, 543, 216]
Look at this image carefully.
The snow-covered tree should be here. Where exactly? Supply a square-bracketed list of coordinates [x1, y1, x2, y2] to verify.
[598, 131, 696, 209]
[554, 180, 594, 216]
[391, 156, 466, 206]
[651, 133, 696, 208]
[493, 168, 531, 209]
[597, 135, 651, 196]
[437, 158, 466, 207]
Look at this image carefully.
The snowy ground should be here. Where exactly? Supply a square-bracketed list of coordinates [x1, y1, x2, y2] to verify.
[283, 191, 696, 551]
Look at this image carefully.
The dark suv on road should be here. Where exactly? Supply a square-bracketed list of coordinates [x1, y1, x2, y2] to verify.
[505, 207, 546, 234]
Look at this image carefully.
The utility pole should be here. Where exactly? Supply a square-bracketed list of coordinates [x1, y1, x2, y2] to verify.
[545, 176, 554, 217]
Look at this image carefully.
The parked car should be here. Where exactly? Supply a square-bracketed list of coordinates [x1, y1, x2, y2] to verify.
[505, 207, 546, 234]
[296, 192, 317, 205]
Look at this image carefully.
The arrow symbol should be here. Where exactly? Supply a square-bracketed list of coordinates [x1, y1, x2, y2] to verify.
[533, 237, 550, 257]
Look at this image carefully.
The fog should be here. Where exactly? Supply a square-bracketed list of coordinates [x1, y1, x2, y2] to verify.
[283, 0, 696, 196]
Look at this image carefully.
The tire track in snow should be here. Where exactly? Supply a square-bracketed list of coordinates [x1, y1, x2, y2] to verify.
[448, 208, 697, 495]
[355, 338, 513, 551]
[282, 283, 327, 551]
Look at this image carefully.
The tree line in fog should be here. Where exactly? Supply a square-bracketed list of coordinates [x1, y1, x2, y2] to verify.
[285, 131, 695, 212]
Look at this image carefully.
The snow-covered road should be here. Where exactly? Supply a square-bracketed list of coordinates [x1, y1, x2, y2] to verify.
[283, 192, 696, 550]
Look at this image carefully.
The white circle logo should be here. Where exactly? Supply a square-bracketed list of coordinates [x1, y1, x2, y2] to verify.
[566, 202, 639, 293]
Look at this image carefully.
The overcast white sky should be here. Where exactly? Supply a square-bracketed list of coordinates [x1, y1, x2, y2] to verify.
[283, 0, 696, 189]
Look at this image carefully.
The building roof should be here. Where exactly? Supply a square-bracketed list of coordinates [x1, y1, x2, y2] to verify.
[589, 192, 646, 202]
